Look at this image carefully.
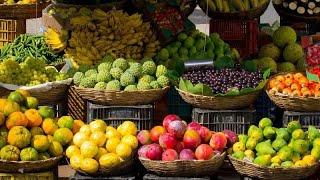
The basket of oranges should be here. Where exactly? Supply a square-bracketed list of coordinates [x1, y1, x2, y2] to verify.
[266, 72, 320, 112]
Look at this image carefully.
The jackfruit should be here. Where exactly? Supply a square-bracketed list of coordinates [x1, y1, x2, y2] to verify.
[258, 43, 281, 61]
[272, 26, 297, 48]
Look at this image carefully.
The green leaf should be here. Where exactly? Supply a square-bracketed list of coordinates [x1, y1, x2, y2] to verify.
[306, 70, 320, 82]
[179, 78, 188, 91]
[255, 80, 268, 90]
[214, 56, 235, 70]
[240, 87, 255, 95]
[166, 70, 180, 87]
[203, 84, 214, 96]
[263, 68, 271, 80]
[224, 87, 240, 96]
[193, 83, 203, 95]
[185, 80, 194, 92]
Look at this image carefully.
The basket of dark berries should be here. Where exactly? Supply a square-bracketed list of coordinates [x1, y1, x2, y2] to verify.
[176, 64, 270, 110]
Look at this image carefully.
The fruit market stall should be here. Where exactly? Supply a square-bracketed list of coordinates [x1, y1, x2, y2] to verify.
[1, 0, 320, 179]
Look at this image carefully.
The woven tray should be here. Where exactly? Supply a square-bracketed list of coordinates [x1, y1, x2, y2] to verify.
[229, 155, 319, 180]
[273, 4, 320, 23]
[0, 79, 72, 105]
[266, 90, 320, 112]
[176, 87, 260, 110]
[0, 1, 50, 19]
[0, 156, 62, 173]
[139, 152, 226, 177]
[73, 86, 169, 106]
[198, 0, 269, 19]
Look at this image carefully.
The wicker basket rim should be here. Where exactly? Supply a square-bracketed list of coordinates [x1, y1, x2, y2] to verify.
[74, 86, 170, 93]
[228, 155, 319, 170]
[139, 152, 226, 163]
[175, 87, 260, 98]
[0, 155, 63, 164]
[266, 90, 320, 100]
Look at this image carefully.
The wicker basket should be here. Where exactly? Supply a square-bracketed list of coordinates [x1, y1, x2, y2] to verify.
[267, 90, 320, 112]
[0, 1, 50, 19]
[139, 152, 226, 177]
[70, 154, 135, 176]
[73, 86, 169, 106]
[273, 4, 320, 23]
[0, 156, 62, 173]
[0, 79, 72, 105]
[176, 87, 261, 110]
[229, 155, 319, 179]
[198, 0, 269, 19]
[51, 0, 127, 9]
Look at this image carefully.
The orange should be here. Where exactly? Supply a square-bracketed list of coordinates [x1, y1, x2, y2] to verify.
[302, 90, 312, 97]
[282, 88, 292, 95]
[42, 118, 59, 135]
[284, 78, 293, 87]
[291, 83, 301, 91]
[293, 73, 304, 81]
[269, 79, 278, 89]
[276, 75, 285, 82]
[72, 120, 85, 134]
[292, 90, 302, 97]
[6, 112, 28, 129]
[299, 77, 308, 85]
[276, 82, 286, 92]
[285, 73, 294, 80]
[25, 109, 43, 127]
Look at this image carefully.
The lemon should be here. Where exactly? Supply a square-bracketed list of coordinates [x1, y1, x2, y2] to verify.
[79, 125, 91, 136]
[105, 128, 122, 139]
[99, 153, 121, 168]
[94, 147, 108, 161]
[117, 121, 137, 136]
[121, 135, 138, 149]
[233, 142, 245, 152]
[70, 154, 84, 170]
[90, 132, 107, 147]
[73, 132, 90, 147]
[66, 145, 81, 159]
[271, 155, 281, 164]
[106, 126, 115, 131]
[89, 120, 107, 133]
[80, 158, 99, 174]
[106, 138, 121, 153]
[116, 143, 132, 159]
[294, 160, 307, 167]
[80, 141, 99, 158]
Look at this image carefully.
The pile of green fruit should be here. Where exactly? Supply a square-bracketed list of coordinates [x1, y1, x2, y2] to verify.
[231, 118, 320, 168]
[155, 30, 240, 66]
[253, 26, 306, 73]
[0, 57, 69, 86]
[73, 57, 170, 91]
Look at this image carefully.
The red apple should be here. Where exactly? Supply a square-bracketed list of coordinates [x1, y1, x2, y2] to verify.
[163, 114, 181, 130]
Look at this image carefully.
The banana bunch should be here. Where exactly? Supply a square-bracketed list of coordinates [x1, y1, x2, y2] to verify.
[44, 28, 68, 53]
[3, 0, 37, 4]
[64, 8, 160, 67]
[198, 0, 269, 13]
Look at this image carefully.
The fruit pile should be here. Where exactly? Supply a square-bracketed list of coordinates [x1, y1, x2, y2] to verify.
[254, 26, 306, 73]
[268, 72, 320, 97]
[198, 0, 269, 13]
[138, 115, 236, 161]
[231, 118, 320, 168]
[0, 57, 69, 86]
[155, 30, 240, 65]
[0, 90, 81, 161]
[182, 66, 264, 94]
[2, 0, 45, 4]
[73, 58, 170, 91]
[66, 120, 138, 174]
[62, 8, 160, 67]
[273, 0, 320, 16]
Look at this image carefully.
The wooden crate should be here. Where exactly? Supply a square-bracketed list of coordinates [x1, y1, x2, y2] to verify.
[68, 86, 87, 121]
[0, 19, 25, 48]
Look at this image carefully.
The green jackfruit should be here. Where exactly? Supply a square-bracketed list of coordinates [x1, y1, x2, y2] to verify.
[255, 140, 276, 156]
[232, 151, 245, 160]
[238, 134, 248, 144]
[253, 155, 272, 167]
[278, 146, 293, 161]
[272, 26, 297, 48]
[276, 128, 290, 142]
[287, 121, 301, 134]
[258, 43, 281, 61]
[308, 126, 320, 142]
[259, 118, 273, 129]
[283, 43, 304, 63]
[272, 138, 287, 151]
[263, 127, 276, 140]
[292, 139, 309, 155]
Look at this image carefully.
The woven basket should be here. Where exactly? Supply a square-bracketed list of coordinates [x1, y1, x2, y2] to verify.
[273, 4, 320, 23]
[51, 0, 126, 9]
[73, 86, 169, 106]
[266, 90, 320, 112]
[0, 156, 62, 173]
[139, 152, 226, 177]
[0, 1, 50, 19]
[229, 155, 319, 180]
[198, 0, 269, 19]
[0, 79, 71, 105]
[70, 153, 135, 176]
[176, 87, 261, 110]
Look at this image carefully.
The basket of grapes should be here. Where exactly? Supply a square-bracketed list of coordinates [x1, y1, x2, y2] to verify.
[266, 72, 320, 112]
[72, 58, 170, 106]
[0, 57, 72, 105]
[176, 62, 270, 110]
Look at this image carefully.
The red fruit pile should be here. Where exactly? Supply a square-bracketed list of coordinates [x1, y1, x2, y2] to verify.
[307, 44, 320, 66]
[137, 114, 237, 161]
[309, 66, 320, 78]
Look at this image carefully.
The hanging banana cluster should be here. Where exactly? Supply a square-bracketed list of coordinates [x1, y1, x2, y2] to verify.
[65, 9, 160, 67]
[44, 28, 68, 53]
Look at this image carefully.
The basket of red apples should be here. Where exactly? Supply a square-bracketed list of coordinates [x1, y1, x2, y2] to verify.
[138, 115, 236, 177]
